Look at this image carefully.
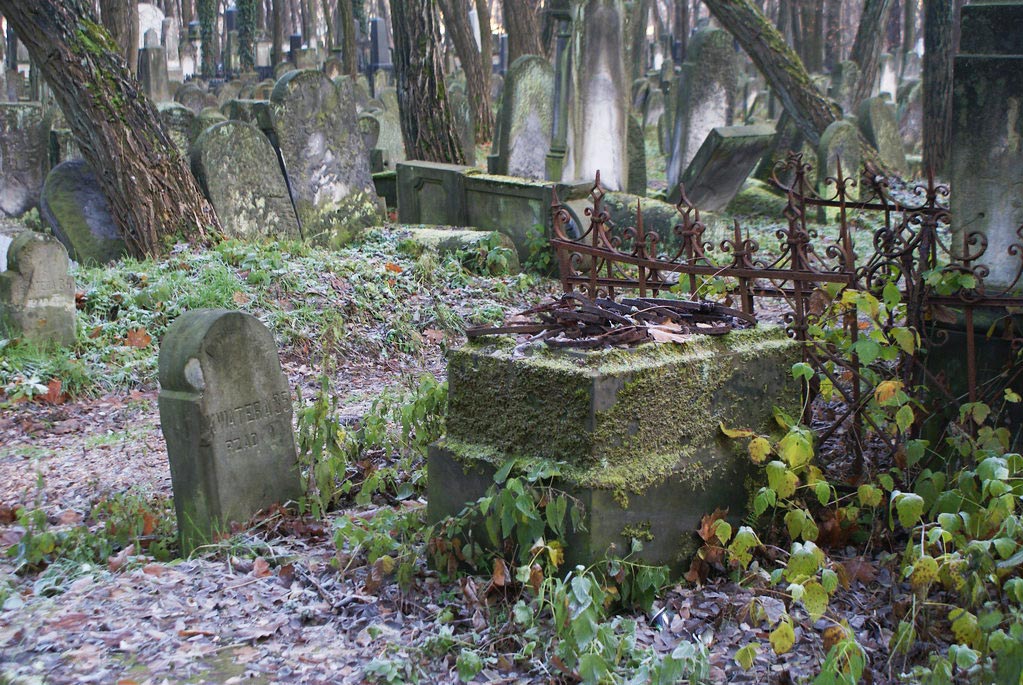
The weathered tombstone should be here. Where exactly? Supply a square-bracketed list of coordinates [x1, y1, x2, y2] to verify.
[48, 129, 81, 169]
[857, 96, 906, 173]
[157, 102, 197, 157]
[378, 87, 399, 113]
[816, 120, 861, 203]
[137, 3, 165, 48]
[626, 115, 646, 195]
[567, 0, 629, 189]
[175, 83, 217, 113]
[0, 103, 49, 217]
[163, 18, 182, 81]
[223, 99, 274, 131]
[270, 69, 383, 245]
[194, 107, 227, 137]
[215, 81, 243, 107]
[878, 53, 897, 100]
[0, 232, 75, 346]
[675, 124, 775, 210]
[357, 113, 381, 155]
[493, 55, 554, 180]
[372, 107, 405, 171]
[137, 30, 171, 103]
[448, 86, 476, 167]
[40, 160, 125, 265]
[158, 310, 303, 554]
[642, 86, 664, 129]
[896, 79, 922, 155]
[666, 28, 737, 192]
[828, 61, 860, 117]
[190, 121, 301, 241]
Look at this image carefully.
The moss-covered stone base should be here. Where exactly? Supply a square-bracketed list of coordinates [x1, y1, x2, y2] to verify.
[428, 327, 801, 572]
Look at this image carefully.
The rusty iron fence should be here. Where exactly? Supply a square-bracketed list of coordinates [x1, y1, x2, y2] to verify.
[549, 154, 1023, 459]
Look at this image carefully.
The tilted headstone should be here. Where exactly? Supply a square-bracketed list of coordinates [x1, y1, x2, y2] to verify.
[666, 28, 737, 192]
[190, 121, 301, 241]
[0, 232, 75, 346]
[857, 96, 907, 173]
[157, 102, 196, 157]
[138, 41, 171, 103]
[0, 103, 49, 218]
[40, 159, 126, 265]
[675, 124, 775, 210]
[568, 0, 629, 189]
[493, 55, 553, 180]
[270, 69, 383, 245]
[828, 61, 860, 117]
[158, 310, 303, 554]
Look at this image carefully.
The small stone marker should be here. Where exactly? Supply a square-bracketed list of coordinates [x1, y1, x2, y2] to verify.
[158, 310, 303, 554]
[0, 232, 76, 346]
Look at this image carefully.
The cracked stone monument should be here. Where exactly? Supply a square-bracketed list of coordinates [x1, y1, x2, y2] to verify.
[159, 310, 303, 554]
[0, 232, 75, 346]
[270, 70, 384, 246]
[190, 121, 301, 241]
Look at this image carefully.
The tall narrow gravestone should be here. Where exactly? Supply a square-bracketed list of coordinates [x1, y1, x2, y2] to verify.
[0, 232, 75, 346]
[158, 310, 302, 554]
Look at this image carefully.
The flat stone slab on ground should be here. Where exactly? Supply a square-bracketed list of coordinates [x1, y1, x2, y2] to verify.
[675, 124, 775, 209]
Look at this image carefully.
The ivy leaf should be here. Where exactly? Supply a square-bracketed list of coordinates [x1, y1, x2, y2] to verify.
[779, 426, 814, 468]
[734, 643, 758, 671]
[749, 437, 772, 464]
[494, 459, 516, 484]
[853, 339, 882, 365]
[801, 581, 828, 621]
[770, 619, 795, 655]
[893, 492, 925, 529]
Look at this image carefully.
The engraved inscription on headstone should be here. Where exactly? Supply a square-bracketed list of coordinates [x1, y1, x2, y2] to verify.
[158, 310, 302, 553]
[0, 232, 75, 346]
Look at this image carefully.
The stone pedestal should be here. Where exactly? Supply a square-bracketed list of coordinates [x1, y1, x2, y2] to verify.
[428, 329, 801, 573]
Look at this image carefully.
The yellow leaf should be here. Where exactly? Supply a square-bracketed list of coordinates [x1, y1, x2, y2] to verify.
[720, 422, 756, 439]
[547, 540, 565, 568]
[749, 437, 771, 464]
[770, 619, 795, 654]
[874, 380, 902, 404]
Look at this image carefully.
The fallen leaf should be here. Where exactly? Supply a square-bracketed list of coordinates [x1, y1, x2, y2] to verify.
[142, 563, 166, 577]
[698, 508, 729, 543]
[38, 379, 67, 405]
[251, 557, 271, 578]
[56, 509, 81, 524]
[423, 328, 446, 344]
[492, 558, 509, 587]
[107, 544, 134, 572]
[124, 328, 151, 348]
[232, 291, 250, 305]
[822, 624, 848, 651]
[842, 556, 877, 584]
[528, 564, 544, 593]
[384, 262, 403, 273]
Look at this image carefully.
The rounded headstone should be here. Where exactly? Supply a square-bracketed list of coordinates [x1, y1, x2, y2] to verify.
[40, 160, 125, 265]
[0, 231, 75, 346]
[190, 121, 301, 241]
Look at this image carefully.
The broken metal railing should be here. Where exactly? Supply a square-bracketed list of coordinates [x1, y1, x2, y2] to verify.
[549, 154, 1023, 462]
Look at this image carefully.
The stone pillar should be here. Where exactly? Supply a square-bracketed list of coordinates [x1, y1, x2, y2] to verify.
[950, 2, 1023, 292]
[546, 2, 573, 182]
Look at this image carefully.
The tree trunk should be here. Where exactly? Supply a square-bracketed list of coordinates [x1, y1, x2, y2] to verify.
[702, 0, 839, 147]
[797, 0, 823, 73]
[238, 0, 257, 71]
[902, 0, 915, 56]
[197, 0, 216, 75]
[849, 0, 895, 104]
[504, 0, 542, 65]
[476, 0, 493, 78]
[922, 0, 953, 175]
[272, 0, 284, 64]
[390, 0, 464, 163]
[823, 0, 842, 69]
[438, 0, 494, 143]
[0, 0, 218, 258]
[675, 0, 688, 60]
[338, 0, 357, 76]
[99, 0, 139, 74]
[628, 0, 649, 82]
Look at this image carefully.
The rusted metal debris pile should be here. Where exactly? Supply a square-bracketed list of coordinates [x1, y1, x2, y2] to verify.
[465, 293, 756, 350]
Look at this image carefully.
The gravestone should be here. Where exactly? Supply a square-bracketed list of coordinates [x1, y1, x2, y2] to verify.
[195, 107, 227, 136]
[493, 55, 554, 180]
[357, 113, 381, 153]
[40, 160, 125, 265]
[138, 30, 171, 103]
[878, 53, 897, 100]
[816, 120, 861, 211]
[158, 310, 303, 554]
[375, 108, 405, 170]
[828, 61, 860, 116]
[0, 232, 75, 346]
[448, 87, 476, 167]
[190, 121, 301, 241]
[642, 86, 664, 129]
[896, 79, 922, 155]
[175, 83, 217, 113]
[626, 115, 646, 195]
[666, 28, 737, 192]
[856, 96, 906, 173]
[0, 103, 49, 217]
[137, 3, 165, 48]
[567, 0, 629, 189]
[675, 124, 775, 210]
[270, 70, 383, 245]
[158, 102, 196, 156]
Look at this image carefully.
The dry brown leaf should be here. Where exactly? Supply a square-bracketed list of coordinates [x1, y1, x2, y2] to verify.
[842, 556, 877, 584]
[252, 557, 271, 578]
[698, 508, 729, 543]
[39, 379, 67, 405]
[232, 291, 250, 305]
[56, 509, 81, 524]
[822, 624, 848, 652]
[384, 262, 403, 273]
[124, 328, 152, 348]
[142, 563, 166, 577]
[528, 564, 544, 594]
[492, 558, 509, 587]
[423, 328, 446, 344]
[107, 544, 135, 572]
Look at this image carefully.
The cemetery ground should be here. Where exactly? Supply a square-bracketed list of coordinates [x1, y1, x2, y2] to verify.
[0, 214, 1017, 685]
